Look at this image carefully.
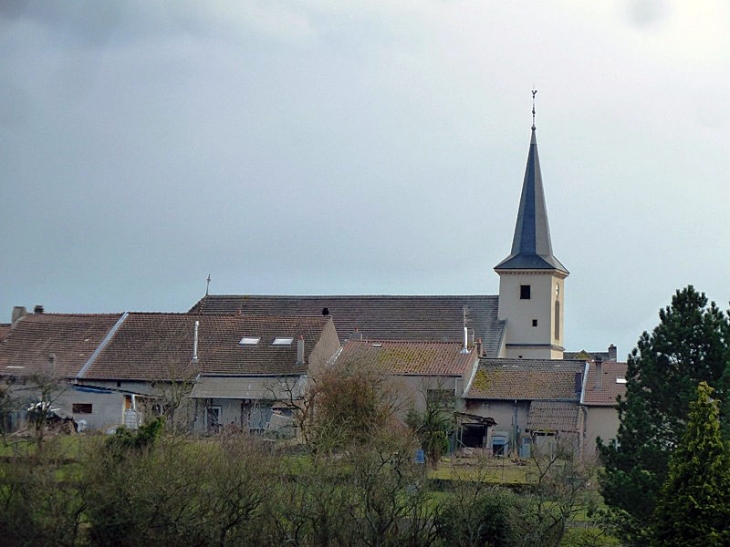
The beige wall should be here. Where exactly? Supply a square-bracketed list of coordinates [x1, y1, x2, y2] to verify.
[497, 271, 566, 359]
[581, 405, 619, 458]
[464, 398, 530, 454]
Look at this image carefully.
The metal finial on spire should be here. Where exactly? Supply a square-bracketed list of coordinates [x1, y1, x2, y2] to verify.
[531, 88, 537, 130]
[205, 274, 211, 296]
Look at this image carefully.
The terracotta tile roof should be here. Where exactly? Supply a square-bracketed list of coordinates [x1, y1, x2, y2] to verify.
[0, 313, 123, 378]
[0, 324, 10, 343]
[527, 401, 579, 432]
[581, 360, 627, 406]
[465, 358, 585, 400]
[189, 295, 505, 357]
[82, 313, 336, 381]
[336, 340, 478, 376]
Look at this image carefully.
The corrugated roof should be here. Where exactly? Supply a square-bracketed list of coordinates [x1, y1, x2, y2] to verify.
[336, 340, 478, 376]
[0, 313, 123, 378]
[582, 360, 627, 406]
[465, 358, 584, 400]
[190, 374, 306, 400]
[189, 295, 505, 357]
[82, 313, 335, 381]
[527, 401, 579, 432]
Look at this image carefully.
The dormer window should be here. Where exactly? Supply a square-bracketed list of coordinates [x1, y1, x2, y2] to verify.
[272, 337, 294, 346]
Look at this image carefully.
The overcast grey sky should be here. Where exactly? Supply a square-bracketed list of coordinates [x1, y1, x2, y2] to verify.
[2, 1, 730, 359]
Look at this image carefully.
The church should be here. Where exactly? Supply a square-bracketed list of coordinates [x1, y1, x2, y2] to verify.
[190, 117, 567, 361]
[1, 107, 625, 457]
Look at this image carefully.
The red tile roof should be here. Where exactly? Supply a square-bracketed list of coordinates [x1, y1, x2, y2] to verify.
[465, 358, 585, 400]
[189, 295, 505, 357]
[581, 360, 627, 406]
[336, 340, 478, 376]
[0, 314, 123, 378]
[81, 313, 336, 381]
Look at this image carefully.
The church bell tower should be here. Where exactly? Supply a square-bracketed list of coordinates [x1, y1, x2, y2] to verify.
[495, 93, 568, 359]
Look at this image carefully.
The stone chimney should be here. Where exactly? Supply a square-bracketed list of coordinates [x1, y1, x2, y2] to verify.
[593, 356, 603, 390]
[11, 306, 27, 326]
[608, 344, 617, 361]
[296, 336, 305, 364]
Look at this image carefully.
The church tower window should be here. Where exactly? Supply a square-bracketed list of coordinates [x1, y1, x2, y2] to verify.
[520, 285, 531, 300]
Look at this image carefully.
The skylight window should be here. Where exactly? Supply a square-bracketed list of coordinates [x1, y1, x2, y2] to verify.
[239, 337, 261, 346]
[616, 378, 627, 384]
[272, 337, 294, 346]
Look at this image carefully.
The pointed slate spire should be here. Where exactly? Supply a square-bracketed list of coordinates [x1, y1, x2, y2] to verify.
[495, 119, 568, 273]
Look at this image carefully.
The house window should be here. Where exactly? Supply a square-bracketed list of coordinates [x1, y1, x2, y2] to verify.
[72, 403, 92, 414]
[520, 285, 531, 299]
[532, 319, 538, 327]
[554, 301, 560, 339]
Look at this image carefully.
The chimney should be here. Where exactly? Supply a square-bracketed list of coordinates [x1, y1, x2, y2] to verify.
[11, 306, 27, 325]
[34, 305, 44, 314]
[350, 328, 363, 341]
[192, 321, 199, 363]
[296, 336, 305, 364]
[321, 307, 329, 316]
[460, 327, 469, 354]
[593, 356, 603, 390]
[574, 371, 583, 394]
[608, 344, 617, 361]
[476, 338, 483, 357]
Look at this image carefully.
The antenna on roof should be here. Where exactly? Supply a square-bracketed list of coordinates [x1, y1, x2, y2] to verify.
[461, 305, 470, 354]
[531, 88, 537, 130]
[205, 274, 211, 296]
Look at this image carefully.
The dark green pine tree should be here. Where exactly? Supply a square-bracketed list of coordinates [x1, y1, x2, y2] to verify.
[652, 382, 730, 546]
[598, 286, 730, 546]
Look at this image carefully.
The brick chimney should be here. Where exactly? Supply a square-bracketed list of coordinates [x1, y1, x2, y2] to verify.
[608, 344, 617, 361]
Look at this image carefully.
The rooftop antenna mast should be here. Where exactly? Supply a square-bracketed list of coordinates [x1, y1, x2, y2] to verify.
[205, 274, 211, 296]
[461, 305, 471, 354]
[531, 88, 537, 130]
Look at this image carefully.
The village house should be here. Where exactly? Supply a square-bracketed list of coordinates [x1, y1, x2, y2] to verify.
[579, 357, 628, 459]
[333, 338, 481, 414]
[0, 309, 341, 434]
[462, 358, 586, 456]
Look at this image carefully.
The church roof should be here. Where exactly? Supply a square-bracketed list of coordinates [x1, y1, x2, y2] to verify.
[189, 295, 505, 357]
[495, 127, 568, 273]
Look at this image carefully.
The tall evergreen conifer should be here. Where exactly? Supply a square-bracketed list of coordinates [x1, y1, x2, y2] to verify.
[652, 382, 730, 546]
[599, 286, 730, 546]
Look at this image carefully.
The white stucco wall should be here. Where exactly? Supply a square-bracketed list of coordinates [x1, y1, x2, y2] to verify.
[497, 271, 566, 359]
